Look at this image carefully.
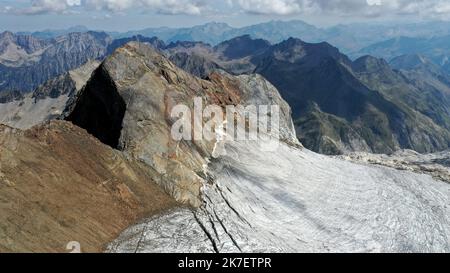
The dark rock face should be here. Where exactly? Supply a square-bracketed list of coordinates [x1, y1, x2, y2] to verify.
[32, 74, 76, 101]
[0, 32, 111, 94]
[66, 66, 126, 148]
[169, 52, 221, 78]
[214, 35, 271, 60]
[255, 40, 450, 154]
[163, 36, 265, 76]
[0, 90, 24, 103]
[65, 42, 217, 206]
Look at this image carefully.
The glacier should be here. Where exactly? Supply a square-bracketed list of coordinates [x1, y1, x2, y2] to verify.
[108, 138, 450, 253]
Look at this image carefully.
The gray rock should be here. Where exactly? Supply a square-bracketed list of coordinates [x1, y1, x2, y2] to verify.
[65, 42, 297, 206]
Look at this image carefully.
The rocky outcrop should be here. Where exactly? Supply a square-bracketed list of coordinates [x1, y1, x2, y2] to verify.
[0, 121, 177, 253]
[66, 42, 297, 206]
[0, 60, 99, 129]
[338, 150, 450, 184]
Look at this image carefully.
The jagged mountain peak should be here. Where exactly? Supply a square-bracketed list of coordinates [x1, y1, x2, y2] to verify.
[259, 37, 349, 66]
[66, 41, 297, 206]
[0, 31, 15, 39]
[1, 34, 450, 253]
[353, 55, 391, 73]
[110, 41, 175, 73]
[106, 35, 166, 56]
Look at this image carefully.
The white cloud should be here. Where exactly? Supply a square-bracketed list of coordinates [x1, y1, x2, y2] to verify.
[6, 0, 208, 15]
[84, 0, 206, 15]
[16, 0, 81, 15]
[236, 0, 302, 15]
[233, 0, 450, 18]
[4, 0, 450, 18]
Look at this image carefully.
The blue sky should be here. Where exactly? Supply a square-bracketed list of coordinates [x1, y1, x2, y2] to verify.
[2, 0, 450, 31]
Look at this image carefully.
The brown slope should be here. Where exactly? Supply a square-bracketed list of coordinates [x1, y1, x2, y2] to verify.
[0, 121, 178, 253]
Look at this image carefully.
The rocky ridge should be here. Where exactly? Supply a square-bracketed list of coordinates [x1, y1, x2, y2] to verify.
[0, 60, 100, 129]
[338, 150, 450, 184]
[65, 42, 297, 206]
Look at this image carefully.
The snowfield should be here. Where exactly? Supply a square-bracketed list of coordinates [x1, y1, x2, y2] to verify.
[108, 139, 450, 253]
[0, 95, 69, 129]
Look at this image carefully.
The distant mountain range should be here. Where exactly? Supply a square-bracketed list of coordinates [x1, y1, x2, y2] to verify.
[16, 25, 90, 40]
[11, 20, 450, 54]
[5, 19, 450, 93]
[257, 43, 450, 155]
[4, 21, 450, 155]
[355, 35, 450, 73]
[163, 35, 450, 155]
[0, 31, 111, 93]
